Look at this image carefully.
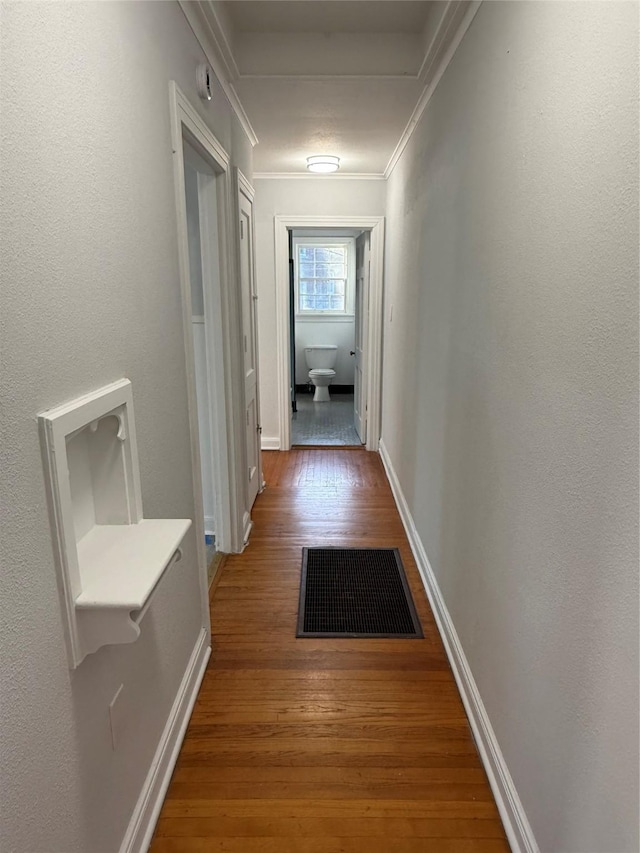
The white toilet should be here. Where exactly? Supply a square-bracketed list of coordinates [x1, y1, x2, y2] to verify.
[304, 345, 337, 402]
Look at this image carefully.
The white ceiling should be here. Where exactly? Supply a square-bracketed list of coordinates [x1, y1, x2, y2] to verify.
[234, 76, 424, 174]
[225, 2, 433, 34]
[184, 1, 472, 176]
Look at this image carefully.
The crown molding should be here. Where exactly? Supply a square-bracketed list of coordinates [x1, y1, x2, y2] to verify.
[238, 73, 420, 81]
[253, 172, 386, 181]
[203, 1, 240, 81]
[178, 0, 258, 147]
[384, 1, 482, 179]
[418, 0, 457, 83]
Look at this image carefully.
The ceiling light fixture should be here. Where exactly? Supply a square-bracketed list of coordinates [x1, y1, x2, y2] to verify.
[306, 155, 340, 174]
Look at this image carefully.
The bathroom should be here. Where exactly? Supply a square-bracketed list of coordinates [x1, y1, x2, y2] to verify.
[290, 228, 366, 446]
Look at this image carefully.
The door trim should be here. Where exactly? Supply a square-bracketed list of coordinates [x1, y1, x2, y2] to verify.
[169, 81, 247, 577]
[237, 168, 255, 203]
[235, 167, 264, 515]
[354, 231, 370, 444]
[274, 215, 385, 451]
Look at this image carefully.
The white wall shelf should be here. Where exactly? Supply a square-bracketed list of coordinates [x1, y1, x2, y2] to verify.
[39, 379, 192, 668]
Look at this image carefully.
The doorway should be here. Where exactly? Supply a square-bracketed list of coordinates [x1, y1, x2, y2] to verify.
[289, 228, 368, 447]
[170, 82, 249, 630]
[182, 143, 226, 576]
[274, 215, 385, 452]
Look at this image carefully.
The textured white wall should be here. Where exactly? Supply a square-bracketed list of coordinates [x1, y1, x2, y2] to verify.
[381, 3, 639, 851]
[253, 179, 385, 440]
[0, 2, 251, 851]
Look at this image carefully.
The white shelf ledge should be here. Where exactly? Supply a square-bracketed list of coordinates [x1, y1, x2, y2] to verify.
[39, 379, 195, 667]
[75, 519, 192, 609]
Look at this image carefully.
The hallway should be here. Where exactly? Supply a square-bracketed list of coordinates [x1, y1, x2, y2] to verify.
[150, 449, 509, 852]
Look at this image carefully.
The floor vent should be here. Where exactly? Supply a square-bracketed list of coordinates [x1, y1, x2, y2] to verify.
[297, 547, 423, 638]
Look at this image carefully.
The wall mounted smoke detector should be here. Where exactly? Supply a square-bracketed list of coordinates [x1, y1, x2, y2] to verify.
[196, 64, 213, 101]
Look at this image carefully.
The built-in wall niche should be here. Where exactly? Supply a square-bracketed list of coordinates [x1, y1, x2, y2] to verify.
[39, 379, 191, 668]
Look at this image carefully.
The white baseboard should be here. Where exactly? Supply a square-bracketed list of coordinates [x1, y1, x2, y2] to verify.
[378, 439, 539, 853]
[261, 436, 280, 450]
[120, 628, 211, 853]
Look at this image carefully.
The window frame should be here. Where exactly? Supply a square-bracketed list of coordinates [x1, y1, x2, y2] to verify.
[293, 236, 356, 319]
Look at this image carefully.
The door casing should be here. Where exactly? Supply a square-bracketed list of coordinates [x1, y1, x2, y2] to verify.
[354, 231, 370, 443]
[235, 169, 263, 524]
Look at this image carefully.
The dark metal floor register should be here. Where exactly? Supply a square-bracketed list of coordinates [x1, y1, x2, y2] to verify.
[297, 547, 423, 639]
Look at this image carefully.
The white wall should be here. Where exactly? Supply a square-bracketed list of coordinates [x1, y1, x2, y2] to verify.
[381, 3, 638, 852]
[253, 178, 386, 441]
[0, 3, 251, 851]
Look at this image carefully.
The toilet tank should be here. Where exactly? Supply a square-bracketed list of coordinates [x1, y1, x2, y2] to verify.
[304, 345, 338, 369]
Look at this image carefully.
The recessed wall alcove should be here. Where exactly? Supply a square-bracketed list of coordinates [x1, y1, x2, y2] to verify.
[39, 379, 191, 668]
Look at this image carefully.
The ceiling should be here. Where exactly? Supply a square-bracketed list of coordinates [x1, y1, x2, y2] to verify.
[225, 2, 433, 34]
[182, 0, 473, 176]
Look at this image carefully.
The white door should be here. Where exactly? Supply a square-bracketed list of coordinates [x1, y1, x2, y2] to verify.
[238, 182, 261, 509]
[354, 232, 370, 443]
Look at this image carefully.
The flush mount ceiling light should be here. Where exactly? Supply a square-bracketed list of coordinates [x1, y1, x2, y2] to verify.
[306, 155, 340, 174]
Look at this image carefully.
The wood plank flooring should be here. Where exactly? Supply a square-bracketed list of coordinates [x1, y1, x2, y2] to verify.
[150, 449, 509, 853]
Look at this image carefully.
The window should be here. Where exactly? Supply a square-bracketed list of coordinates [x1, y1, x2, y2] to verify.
[294, 237, 355, 317]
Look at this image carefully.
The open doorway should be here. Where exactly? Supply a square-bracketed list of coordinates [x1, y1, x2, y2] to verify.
[289, 228, 369, 446]
[170, 82, 250, 629]
[274, 215, 385, 452]
[183, 143, 225, 577]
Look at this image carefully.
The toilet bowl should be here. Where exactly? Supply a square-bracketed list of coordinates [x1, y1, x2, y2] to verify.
[304, 345, 338, 402]
[308, 368, 335, 402]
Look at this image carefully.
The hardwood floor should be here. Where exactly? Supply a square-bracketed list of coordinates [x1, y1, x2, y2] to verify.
[151, 449, 509, 853]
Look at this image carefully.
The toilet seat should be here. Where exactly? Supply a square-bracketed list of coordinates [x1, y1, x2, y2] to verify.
[308, 368, 336, 377]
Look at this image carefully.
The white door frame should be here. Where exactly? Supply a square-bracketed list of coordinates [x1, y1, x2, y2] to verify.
[274, 215, 385, 452]
[235, 169, 264, 513]
[169, 81, 247, 601]
[354, 231, 370, 444]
